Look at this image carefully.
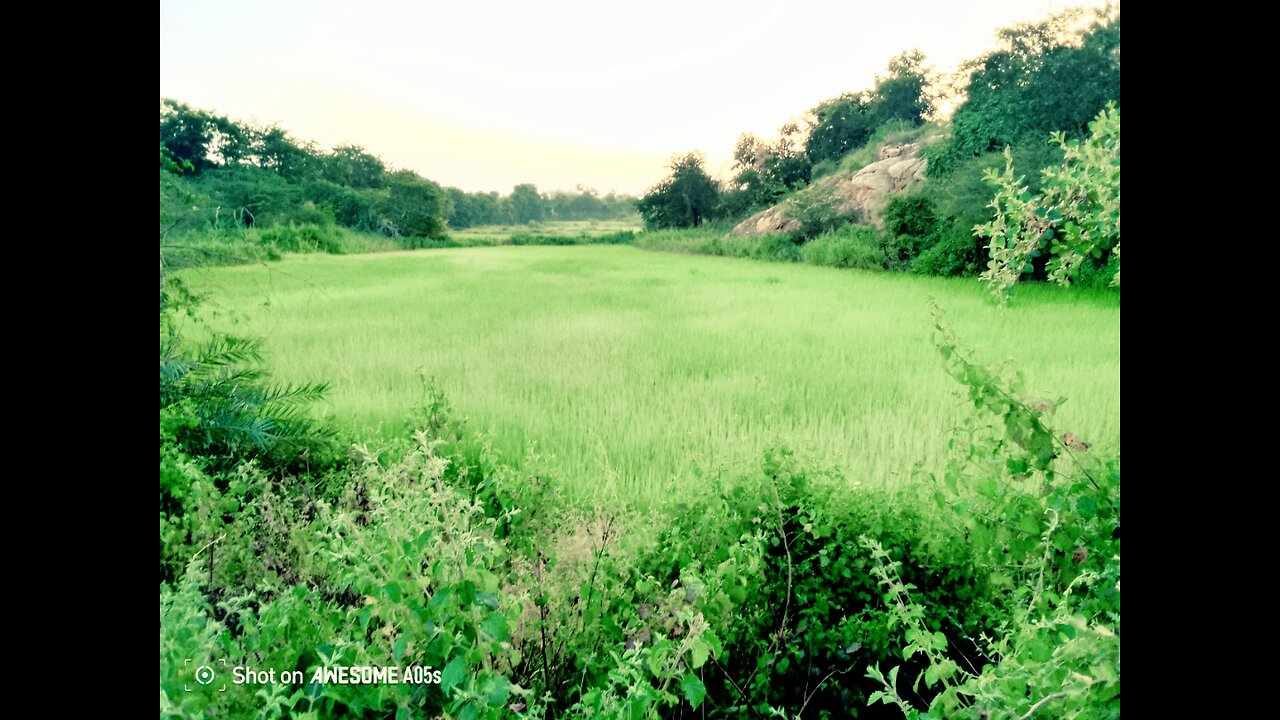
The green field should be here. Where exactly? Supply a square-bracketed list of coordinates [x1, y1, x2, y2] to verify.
[184, 245, 1119, 505]
[449, 219, 641, 244]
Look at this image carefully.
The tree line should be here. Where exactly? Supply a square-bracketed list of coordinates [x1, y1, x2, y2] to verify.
[160, 101, 638, 244]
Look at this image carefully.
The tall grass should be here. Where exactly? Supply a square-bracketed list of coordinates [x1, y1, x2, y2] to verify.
[181, 245, 1120, 507]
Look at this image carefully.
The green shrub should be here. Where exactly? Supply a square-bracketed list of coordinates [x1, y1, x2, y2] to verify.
[634, 448, 991, 715]
[631, 227, 729, 255]
[882, 195, 938, 269]
[860, 306, 1120, 718]
[911, 221, 986, 277]
[254, 223, 347, 254]
[801, 225, 887, 270]
[710, 233, 800, 262]
[785, 183, 847, 241]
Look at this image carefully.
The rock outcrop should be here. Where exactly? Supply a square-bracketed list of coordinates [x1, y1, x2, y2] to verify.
[731, 141, 929, 236]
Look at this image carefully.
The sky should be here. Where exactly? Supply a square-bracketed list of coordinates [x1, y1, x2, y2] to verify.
[159, 0, 1111, 196]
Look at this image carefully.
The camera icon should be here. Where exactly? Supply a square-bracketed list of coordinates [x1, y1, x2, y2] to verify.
[184, 659, 228, 692]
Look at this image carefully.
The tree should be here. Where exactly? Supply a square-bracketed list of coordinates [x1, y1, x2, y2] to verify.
[805, 93, 873, 165]
[869, 51, 930, 127]
[930, 9, 1120, 175]
[805, 52, 931, 166]
[322, 145, 387, 189]
[727, 123, 813, 215]
[377, 170, 452, 243]
[251, 126, 317, 181]
[637, 153, 721, 229]
[510, 183, 545, 224]
[159, 99, 251, 173]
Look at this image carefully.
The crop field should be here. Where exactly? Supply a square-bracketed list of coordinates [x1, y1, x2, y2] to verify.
[183, 244, 1119, 505]
[449, 219, 641, 245]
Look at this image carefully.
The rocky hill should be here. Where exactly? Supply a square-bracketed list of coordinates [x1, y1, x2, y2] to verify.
[731, 141, 930, 236]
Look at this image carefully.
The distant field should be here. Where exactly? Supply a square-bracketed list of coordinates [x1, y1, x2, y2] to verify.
[450, 219, 641, 244]
[183, 245, 1120, 506]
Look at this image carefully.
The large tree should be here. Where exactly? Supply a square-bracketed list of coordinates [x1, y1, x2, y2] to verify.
[637, 153, 721, 229]
[378, 170, 452, 242]
[931, 8, 1120, 175]
[510, 183, 545, 224]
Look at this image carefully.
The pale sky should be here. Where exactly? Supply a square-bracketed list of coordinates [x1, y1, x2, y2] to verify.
[159, 0, 1110, 195]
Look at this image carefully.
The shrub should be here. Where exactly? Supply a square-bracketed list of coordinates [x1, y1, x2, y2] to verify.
[976, 104, 1120, 300]
[801, 225, 887, 270]
[253, 223, 347, 254]
[786, 184, 848, 242]
[911, 221, 987, 277]
[861, 305, 1120, 717]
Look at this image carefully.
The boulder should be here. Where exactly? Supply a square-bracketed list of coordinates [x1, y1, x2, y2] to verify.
[731, 141, 929, 235]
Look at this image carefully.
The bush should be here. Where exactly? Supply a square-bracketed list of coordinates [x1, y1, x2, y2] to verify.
[724, 233, 801, 262]
[911, 221, 986, 277]
[785, 183, 848, 242]
[801, 225, 887, 270]
[253, 223, 347, 254]
[882, 195, 938, 269]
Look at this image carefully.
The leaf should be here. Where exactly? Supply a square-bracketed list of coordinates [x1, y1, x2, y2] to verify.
[484, 675, 511, 706]
[681, 674, 707, 709]
[689, 638, 709, 669]
[441, 657, 467, 693]
[481, 613, 509, 643]
[383, 582, 402, 603]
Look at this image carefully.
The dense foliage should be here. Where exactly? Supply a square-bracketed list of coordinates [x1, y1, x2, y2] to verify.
[161, 7, 1120, 714]
[977, 105, 1120, 299]
[636, 153, 722, 230]
[926, 8, 1120, 177]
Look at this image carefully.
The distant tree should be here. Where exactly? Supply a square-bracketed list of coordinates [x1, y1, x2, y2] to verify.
[727, 123, 812, 215]
[510, 183, 545, 224]
[637, 152, 721, 229]
[322, 145, 387, 189]
[805, 52, 931, 166]
[869, 51, 930, 127]
[251, 126, 317, 181]
[200, 166, 302, 227]
[805, 93, 873, 166]
[378, 170, 452, 242]
[159, 99, 251, 173]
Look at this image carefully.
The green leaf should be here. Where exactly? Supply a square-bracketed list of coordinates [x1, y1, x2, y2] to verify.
[481, 613, 509, 643]
[689, 638, 709, 669]
[1077, 495, 1098, 519]
[484, 675, 511, 706]
[441, 657, 467, 693]
[383, 582, 402, 602]
[681, 674, 707, 709]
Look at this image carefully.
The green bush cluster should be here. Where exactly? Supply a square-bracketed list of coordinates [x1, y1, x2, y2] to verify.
[800, 225, 887, 270]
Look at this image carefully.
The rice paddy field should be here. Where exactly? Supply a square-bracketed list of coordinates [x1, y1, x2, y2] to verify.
[182, 245, 1120, 505]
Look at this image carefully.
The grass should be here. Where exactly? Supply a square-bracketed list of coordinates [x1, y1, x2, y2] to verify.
[181, 245, 1119, 507]
[450, 219, 641, 245]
